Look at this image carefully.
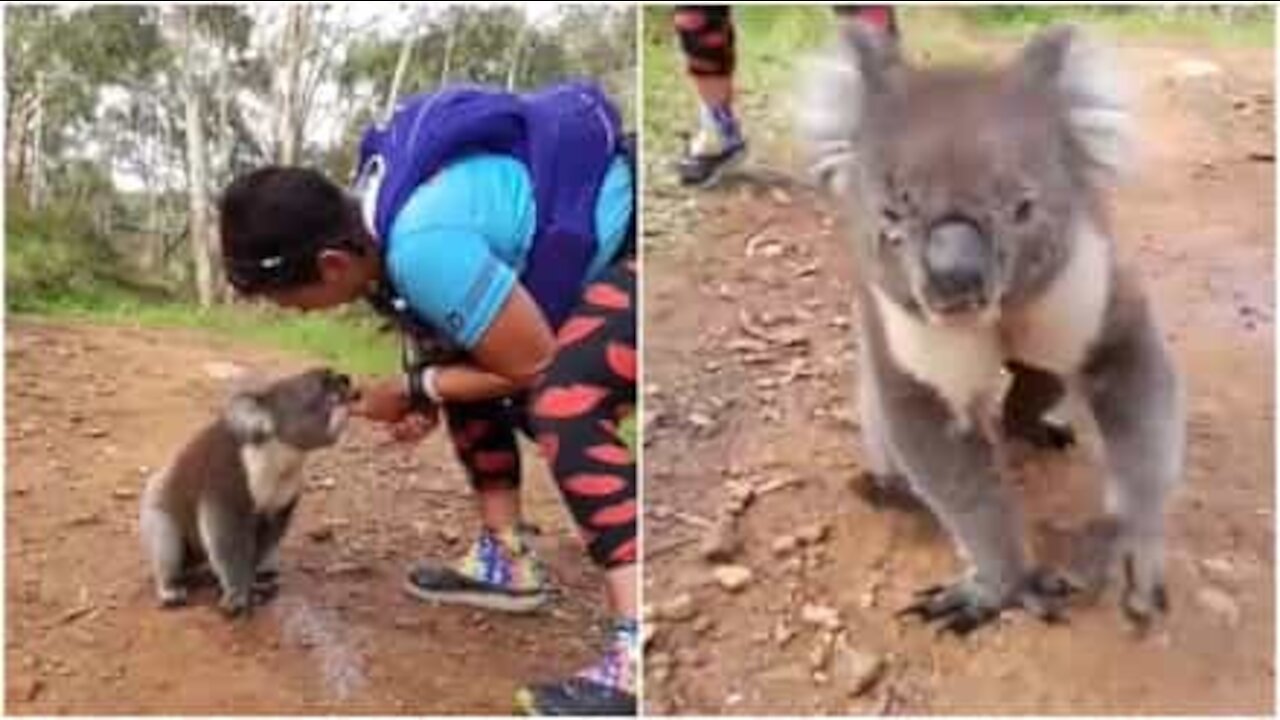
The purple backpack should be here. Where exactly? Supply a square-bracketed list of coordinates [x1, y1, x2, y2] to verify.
[355, 81, 624, 330]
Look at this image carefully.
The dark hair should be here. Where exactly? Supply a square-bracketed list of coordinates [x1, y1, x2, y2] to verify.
[218, 166, 365, 294]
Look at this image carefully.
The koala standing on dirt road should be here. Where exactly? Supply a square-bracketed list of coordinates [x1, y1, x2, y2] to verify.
[139, 368, 355, 617]
[798, 25, 1185, 634]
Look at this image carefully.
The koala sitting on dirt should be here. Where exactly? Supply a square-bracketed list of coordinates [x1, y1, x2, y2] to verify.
[139, 368, 355, 617]
[798, 25, 1184, 634]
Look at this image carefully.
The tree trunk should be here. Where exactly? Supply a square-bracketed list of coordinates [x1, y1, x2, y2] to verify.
[28, 72, 46, 209]
[276, 5, 308, 165]
[440, 16, 458, 87]
[6, 94, 33, 196]
[180, 8, 215, 307]
[505, 12, 528, 91]
[384, 31, 416, 119]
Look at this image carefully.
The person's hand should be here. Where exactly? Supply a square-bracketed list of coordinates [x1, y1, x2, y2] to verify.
[388, 408, 440, 445]
[352, 377, 411, 423]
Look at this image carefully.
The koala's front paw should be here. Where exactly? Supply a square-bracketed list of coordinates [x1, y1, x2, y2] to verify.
[850, 472, 929, 513]
[219, 590, 253, 618]
[1120, 551, 1169, 631]
[898, 568, 1075, 635]
[252, 571, 280, 604]
[156, 585, 189, 608]
[1007, 417, 1076, 451]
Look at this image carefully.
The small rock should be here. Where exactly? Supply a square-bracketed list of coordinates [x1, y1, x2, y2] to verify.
[324, 561, 373, 578]
[1196, 586, 1241, 627]
[392, 616, 424, 630]
[111, 487, 138, 500]
[439, 526, 462, 545]
[688, 412, 715, 430]
[832, 640, 886, 698]
[713, 564, 754, 593]
[307, 526, 335, 543]
[643, 622, 659, 649]
[772, 535, 799, 556]
[310, 477, 337, 491]
[692, 615, 715, 635]
[773, 622, 797, 647]
[800, 603, 843, 631]
[812, 671, 830, 685]
[797, 522, 831, 546]
[723, 496, 750, 517]
[86, 427, 109, 439]
[726, 481, 755, 505]
[1173, 58, 1223, 79]
[66, 512, 102, 528]
[810, 634, 835, 671]
[1200, 556, 1237, 583]
[676, 647, 708, 669]
[658, 593, 697, 622]
[202, 361, 248, 380]
[700, 519, 742, 563]
[14, 676, 44, 702]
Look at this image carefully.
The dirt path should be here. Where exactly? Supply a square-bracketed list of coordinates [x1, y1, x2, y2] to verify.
[642, 39, 1275, 715]
[5, 320, 607, 714]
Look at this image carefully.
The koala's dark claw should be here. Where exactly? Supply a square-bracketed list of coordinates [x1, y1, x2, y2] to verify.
[901, 570, 1076, 635]
[936, 606, 999, 637]
[898, 582, 998, 635]
[1019, 567, 1077, 622]
[1154, 583, 1170, 613]
[219, 594, 252, 619]
[1037, 421, 1076, 450]
[251, 582, 280, 604]
[1120, 555, 1170, 631]
[1015, 419, 1076, 451]
[852, 472, 928, 513]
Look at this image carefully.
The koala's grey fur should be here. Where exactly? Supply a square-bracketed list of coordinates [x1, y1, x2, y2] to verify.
[798, 25, 1184, 633]
[139, 368, 353, 617]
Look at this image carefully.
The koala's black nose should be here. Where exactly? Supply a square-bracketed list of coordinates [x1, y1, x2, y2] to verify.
[330, 372, 353, 398]
[923, 219, 991, 311]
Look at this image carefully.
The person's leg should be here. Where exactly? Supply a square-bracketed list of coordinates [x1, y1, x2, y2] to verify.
[674, 5, 747, 187]
[517, 257, 638, 715]
[404, 398, 549, 613]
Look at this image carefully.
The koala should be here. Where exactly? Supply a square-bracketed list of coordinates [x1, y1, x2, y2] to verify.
[139, 368, 354, 617]
[798, 25, 1184, 634]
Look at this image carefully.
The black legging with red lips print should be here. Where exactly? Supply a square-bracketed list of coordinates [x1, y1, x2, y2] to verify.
[442, 257, 637, 569]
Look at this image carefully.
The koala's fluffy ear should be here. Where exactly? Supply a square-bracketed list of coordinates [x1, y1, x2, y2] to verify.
[796, 24, 903, 195]
[225, 393, 274, 444]
[1015, 24, 1134, 183]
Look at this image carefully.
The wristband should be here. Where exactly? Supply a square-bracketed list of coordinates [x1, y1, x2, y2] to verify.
[421, 365, 443, 403]
[405, 365, 433, 412]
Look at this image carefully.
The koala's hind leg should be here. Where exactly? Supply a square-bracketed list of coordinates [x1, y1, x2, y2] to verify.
[1002, 361, 1076, 450]
[197, 499, 257, 618]
[140, 503, 189, 607]
[252, 499, 298, 601]
[1082, 292, 1184, 628]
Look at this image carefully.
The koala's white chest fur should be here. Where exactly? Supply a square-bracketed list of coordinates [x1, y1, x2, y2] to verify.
[241, 440, 306, 514]
[873, 226, 1112, 423]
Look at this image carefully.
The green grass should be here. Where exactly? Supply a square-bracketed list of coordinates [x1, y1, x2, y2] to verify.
[13, 295, 400, 377]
